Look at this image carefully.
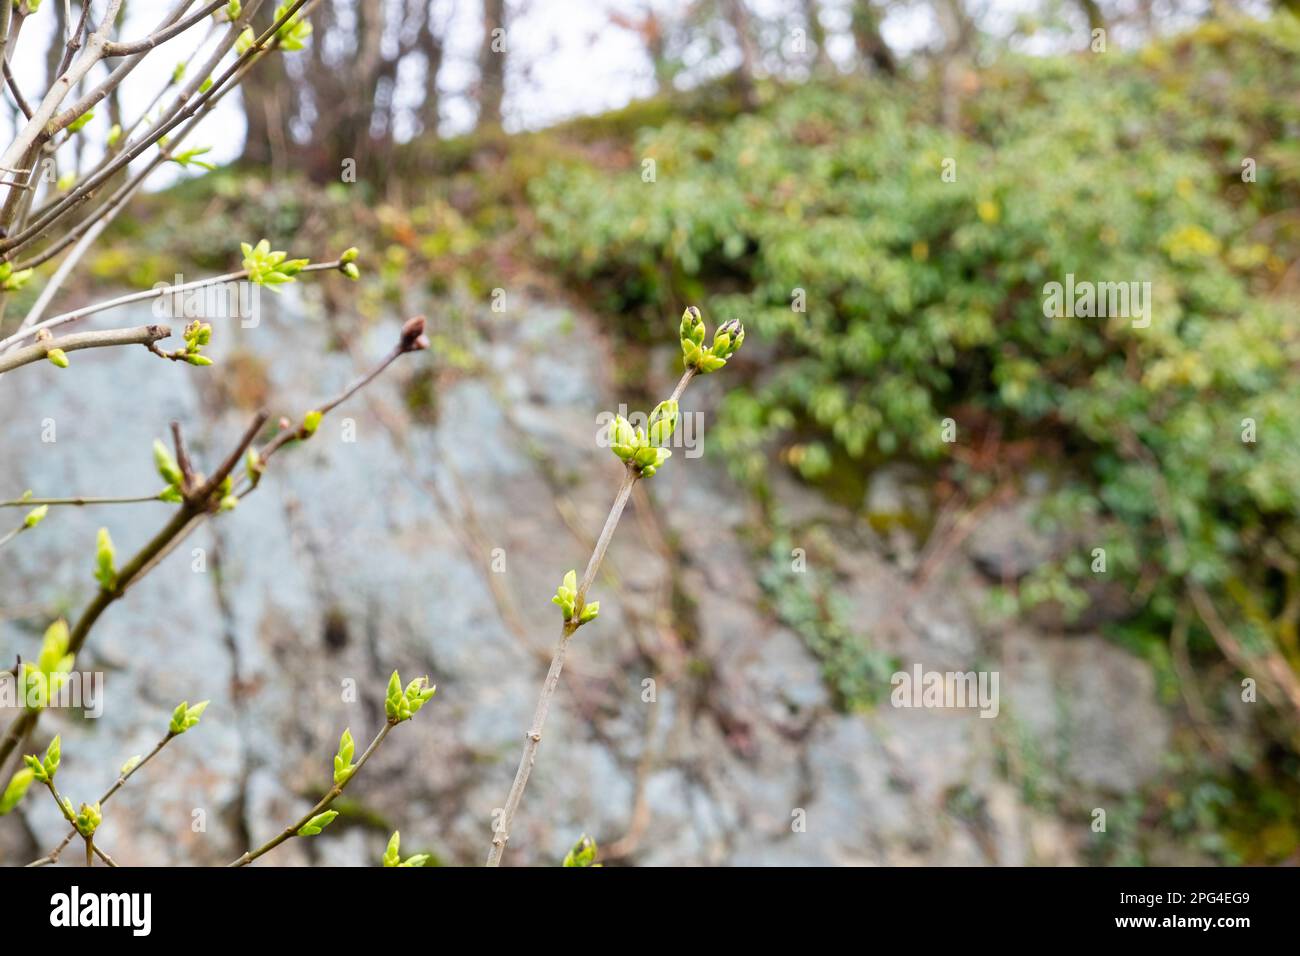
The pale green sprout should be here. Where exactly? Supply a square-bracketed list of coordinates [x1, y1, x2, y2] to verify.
[0, 767, 35, 815]
[66, 110, 94, 134]
[170, 146, 216, 173]
[384, 671, 436, 722]
[245, 448, 264, 487]
[302, 409, 322, 435]
[21, 620, 75, 714]
[23, 735, 62, 784]
[606, 402, 677, 478]
[73, 801, 102, 837]
[333, 728, 355, 785]
[273, 3, 313, 51]
[0, 261, 34, 292]
[551, 570, 598, 626]
[168, 700, 209, 735]
[155, 439, 184, 488]
[241, 239, 310, 290]
[94, 528, 117, 590]
[46, 348, 68, 368]
[382, 831, 430, 867]
[679, 306, 744, 374]
[24, 505, 48, 528]
[562, 834, 600, 867]
[120, 755, 144, 776]
[298, 810, 338, 837]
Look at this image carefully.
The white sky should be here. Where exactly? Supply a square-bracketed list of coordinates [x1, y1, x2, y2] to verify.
[2, 0, 1236, 190]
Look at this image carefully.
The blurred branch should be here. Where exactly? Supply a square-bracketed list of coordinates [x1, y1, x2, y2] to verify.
[0, 323, 172, 374]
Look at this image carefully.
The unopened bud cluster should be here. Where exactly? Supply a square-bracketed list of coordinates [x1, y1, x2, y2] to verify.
[552, 569, 599, 627]
[679, 306, 744, 373]
[384, 670, 437, 723]
[608, 399, 678, 478]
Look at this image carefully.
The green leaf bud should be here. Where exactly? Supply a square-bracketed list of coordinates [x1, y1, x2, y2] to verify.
[333, 728, 355, 784]
[383, 831, 401, 867]
[298, 810, 338, 837]
[562, 834, 599, 867]
[647, 400, 679, 447]
[94, 528, 118, 590]
[154, 440, 184, 486]
[0, 767, 35, 815]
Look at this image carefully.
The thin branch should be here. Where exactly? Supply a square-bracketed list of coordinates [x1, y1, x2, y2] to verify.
[0, 323, 172, 374]
[104, 1, 228, 57]
[0, 320, 427, 771]
[28, 730, 179, 867]
[0, 0, 310, 257]
[40, 777, 116, 866]
[0, 493, 161, 508]
[0, 260, 344, 353]
[0, 0, 124, 187]
[485, 367, 697, 866]
[227, 721, 394, 867]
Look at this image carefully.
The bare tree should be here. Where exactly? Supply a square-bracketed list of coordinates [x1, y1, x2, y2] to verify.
[241, 1, 453, 180]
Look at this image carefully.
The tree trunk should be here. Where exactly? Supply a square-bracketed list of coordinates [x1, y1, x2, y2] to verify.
[1077, 0, 1107, 34]
[477, 0, 507, 131]
[850, 0, 895, 75]
[802, 0, 831, 71]
[721, 0, 759, 108]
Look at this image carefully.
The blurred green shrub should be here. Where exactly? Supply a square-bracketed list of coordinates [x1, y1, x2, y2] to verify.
[530, 18, 1300, 684]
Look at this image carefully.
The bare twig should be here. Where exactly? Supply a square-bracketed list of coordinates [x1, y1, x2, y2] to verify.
[486, 367, 697, 866]
[0, 260, 344, 354]
[28, 730, 180, 867]
[0, 320, 427, 771]
[227, 722, 393, 867]
[0, 323, 172, 375]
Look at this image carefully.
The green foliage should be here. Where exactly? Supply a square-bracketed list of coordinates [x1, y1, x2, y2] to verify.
[759, 537, 897, 711]
[532, 19, 1300, 705]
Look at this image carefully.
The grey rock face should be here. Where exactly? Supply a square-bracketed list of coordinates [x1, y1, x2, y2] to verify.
[0, 290, 1172, 866]
[966, 499, 1055, 580]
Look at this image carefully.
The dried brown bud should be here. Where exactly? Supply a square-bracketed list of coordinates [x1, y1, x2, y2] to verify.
[400, 316, 429, 353]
